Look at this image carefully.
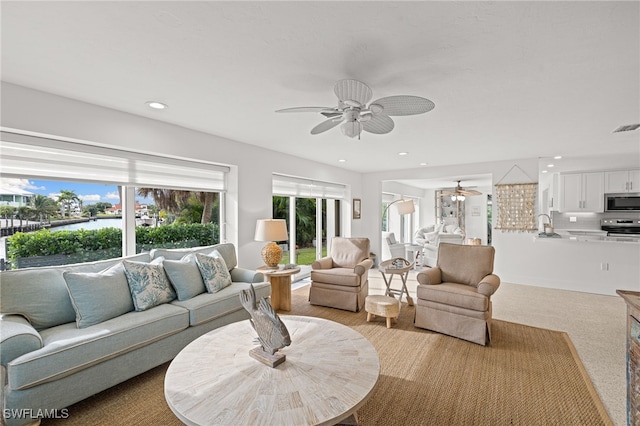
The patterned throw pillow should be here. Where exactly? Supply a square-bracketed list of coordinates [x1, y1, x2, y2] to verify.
[195, 251, 232, 293]
[123, 257, 176, 311]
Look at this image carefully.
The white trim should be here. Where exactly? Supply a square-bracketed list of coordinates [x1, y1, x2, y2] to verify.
[272, 173, 347, 200]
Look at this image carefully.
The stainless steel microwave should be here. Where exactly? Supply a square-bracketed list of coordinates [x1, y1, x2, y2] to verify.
[605, 193, 640, 211]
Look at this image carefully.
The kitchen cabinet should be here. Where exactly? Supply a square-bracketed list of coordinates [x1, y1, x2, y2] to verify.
[606, 170, 640, 193]
[559, 172, 604, 212]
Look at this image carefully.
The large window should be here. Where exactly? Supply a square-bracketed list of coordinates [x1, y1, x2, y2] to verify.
[0, 130, 227, 269]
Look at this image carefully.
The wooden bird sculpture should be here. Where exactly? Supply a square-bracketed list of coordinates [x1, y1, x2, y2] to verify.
[240, 283, 291, 367]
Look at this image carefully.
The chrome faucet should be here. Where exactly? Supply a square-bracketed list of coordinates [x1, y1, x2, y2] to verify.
[537, 213, 552, 232]
[537, 213, 551, 225]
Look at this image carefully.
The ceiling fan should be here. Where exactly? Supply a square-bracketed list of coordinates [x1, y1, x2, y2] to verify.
[276, 79, 435, 139]
[441, 181, 482, 201]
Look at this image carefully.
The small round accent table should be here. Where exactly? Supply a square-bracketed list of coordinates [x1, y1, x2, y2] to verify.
[365, 295, 401, 328]
[257, 266, 300, 311]
[379, 258, 415, 306]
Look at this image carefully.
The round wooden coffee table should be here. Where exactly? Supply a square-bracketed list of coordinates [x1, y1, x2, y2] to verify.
[165, 316, 380, 426]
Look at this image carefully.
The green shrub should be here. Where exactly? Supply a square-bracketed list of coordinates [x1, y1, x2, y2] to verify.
[7, 223, 219, 266]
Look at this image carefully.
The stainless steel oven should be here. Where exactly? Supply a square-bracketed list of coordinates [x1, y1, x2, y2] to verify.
[605, 193, 640, 212]
[601, 218, 640, 238]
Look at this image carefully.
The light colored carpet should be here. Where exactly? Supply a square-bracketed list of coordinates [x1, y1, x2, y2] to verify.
[44, 283, 613, 426]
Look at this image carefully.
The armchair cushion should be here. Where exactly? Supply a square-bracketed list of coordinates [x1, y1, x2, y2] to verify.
[330, 238, 370, 268]
[310, 268, 362, 287]
[417, 282, 489, 312]
[437, 243, 495, 287]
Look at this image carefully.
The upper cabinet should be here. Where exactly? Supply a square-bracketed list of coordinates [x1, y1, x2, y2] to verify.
[605, 170, 640, 193]
[559, 172, 604, 213]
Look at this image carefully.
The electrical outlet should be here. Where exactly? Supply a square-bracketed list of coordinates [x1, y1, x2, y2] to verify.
[569, 216, 577, 222]
[600, 263, 609, 271]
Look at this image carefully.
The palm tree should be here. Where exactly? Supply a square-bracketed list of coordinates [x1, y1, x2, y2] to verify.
[31, 194, 58, 222]
[136, 188, 217, 224]
[57, 190, 80, 218]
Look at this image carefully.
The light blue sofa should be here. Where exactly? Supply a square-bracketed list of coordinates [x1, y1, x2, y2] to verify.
[0, 243, 269, 426]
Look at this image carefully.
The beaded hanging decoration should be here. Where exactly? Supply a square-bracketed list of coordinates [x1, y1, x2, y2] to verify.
[494, 183, 538, 231]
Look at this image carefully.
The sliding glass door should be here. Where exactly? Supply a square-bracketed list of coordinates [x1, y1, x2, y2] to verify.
[272, 196, 340, 266]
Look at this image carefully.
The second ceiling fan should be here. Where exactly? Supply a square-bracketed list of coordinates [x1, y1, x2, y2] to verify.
[276, 79, 435, 139]
[441, 181, 482, 201]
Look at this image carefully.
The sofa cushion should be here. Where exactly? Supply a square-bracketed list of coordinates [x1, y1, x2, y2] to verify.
[7, 303, 188, 390]
[123, 257, 177, 311]
[0, 253, 150, 330]
[149, 243, 238, 270]
[311, 268, 362, 287]
[163, 253, 206, 301]
[63, 262, 134, 328]
[195, 251, 232, 293]
[171, 281, 270, 326]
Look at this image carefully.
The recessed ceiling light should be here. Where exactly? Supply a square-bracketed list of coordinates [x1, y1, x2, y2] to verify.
[541, 170, 548, 174]
[338, 159, 346, 163]
[553, 155, 563, 160]
[547, 164, 554, 168]
[398, 152, 408, 156]
[419, 162, 427, 166]
[146, 101, 168, 110]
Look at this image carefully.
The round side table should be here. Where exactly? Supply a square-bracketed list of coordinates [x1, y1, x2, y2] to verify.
[257, 266, 300, 311]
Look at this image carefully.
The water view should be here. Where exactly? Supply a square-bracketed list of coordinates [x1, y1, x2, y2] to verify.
[51, 218, 122, 232]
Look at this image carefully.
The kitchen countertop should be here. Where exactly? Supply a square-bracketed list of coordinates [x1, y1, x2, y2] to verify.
[534, 228, 640, 243]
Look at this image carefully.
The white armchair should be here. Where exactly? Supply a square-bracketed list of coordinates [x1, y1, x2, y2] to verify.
[382, 232, 405, 261]
[415, 224, 464, 267]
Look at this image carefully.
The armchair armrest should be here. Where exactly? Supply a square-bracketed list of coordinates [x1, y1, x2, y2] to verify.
[477, 274, 501, 297]
[354, 258, 373, 276]
[0, 315, 43, 368]
[312, 257, 333, 270]
[416, 267, 442, 285]
[230, 267, 265, 284]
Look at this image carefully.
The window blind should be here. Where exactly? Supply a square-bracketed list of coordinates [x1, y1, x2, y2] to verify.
[272, 174, 347, 199]
[0, 130, 228, 191]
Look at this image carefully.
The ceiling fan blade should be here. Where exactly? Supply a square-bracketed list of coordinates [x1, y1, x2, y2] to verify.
[321, 111, 343, 118]
[362, 114, 394, 134]
[276, 107, 334, 113]
[370, 95, 435, 116]
[459, 189, 482, 196]
[334, 79, 373, 106]
[310, 118, 343, 135]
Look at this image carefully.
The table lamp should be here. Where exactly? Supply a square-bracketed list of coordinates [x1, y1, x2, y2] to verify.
[254, 219, 288, 268]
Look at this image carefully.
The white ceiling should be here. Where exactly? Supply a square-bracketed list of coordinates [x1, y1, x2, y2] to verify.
[1, 1, 638, 174]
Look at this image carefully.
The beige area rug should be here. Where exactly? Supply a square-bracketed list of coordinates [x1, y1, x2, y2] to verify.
[44, 286, 612, 426]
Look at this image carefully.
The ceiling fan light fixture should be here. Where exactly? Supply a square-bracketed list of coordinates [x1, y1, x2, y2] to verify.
[341, 120, 362, 138]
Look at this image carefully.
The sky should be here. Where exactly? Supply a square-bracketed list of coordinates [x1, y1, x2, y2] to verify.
[0, 178, 153, 205]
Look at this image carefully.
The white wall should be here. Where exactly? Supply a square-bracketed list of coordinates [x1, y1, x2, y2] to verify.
[0, 83, 363, 269]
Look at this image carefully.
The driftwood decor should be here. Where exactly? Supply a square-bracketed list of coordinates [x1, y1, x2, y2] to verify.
[494, 182, 538, 231]
[239, 283, 291, 367]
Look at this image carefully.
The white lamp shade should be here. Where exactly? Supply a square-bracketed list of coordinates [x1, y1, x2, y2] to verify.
[396, 199, 415, 215]
[340, 120, 362, 138]
[254, 219, 288, 242]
